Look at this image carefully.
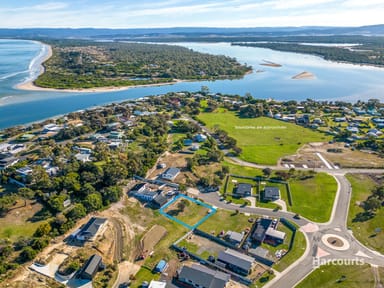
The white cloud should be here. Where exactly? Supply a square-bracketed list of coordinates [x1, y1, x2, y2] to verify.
[341, 0, 384, 7]
[31, 2, 68, 11]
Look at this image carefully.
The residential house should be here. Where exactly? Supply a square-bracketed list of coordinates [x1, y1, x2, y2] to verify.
[130, 183, 147, 194]
[263, 187, 280, 201]
[42, 123, 62, 133]
[178, 264, 230, 288]
[252, 218, 273, 243]
[75, 153, 91, 163]
[79, 254, 102, 280]
[152, 193, 168, 208]
[225, 231, 244, 246]
[0, 157, 19, 170]
[75, 217, 107, 241]
[234, 183, 252, 198]
[109, 131, 124, 139]
[217, 248, 254, 276]
[148, 281, 166, 288]
[183, 139, 193, 146]
[134, 189, 158, 202]
[195, 134, 207, 142]
[265, 227, 286, 246]
[161, 167, 180, 181]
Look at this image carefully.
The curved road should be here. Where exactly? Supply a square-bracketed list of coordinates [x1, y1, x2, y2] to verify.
[186, 115, 384, 286]
[198, 163, 384, 287]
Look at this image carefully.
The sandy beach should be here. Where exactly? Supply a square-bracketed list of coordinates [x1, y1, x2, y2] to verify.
[16, 79, 180, 93]
[292, 71, 316, 80]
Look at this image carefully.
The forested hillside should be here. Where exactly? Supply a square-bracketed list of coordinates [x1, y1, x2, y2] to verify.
[35, 40, 251, 89]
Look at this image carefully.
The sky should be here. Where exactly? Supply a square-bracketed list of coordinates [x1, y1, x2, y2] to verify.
[0, 0, 384, 28]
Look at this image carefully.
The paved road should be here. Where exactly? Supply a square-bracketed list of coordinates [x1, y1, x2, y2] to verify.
[187, 116, 384, 286]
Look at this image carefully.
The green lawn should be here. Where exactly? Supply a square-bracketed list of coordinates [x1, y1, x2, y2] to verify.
[297, 264, 377, 288]
[223, 161, 337, 222]
[164, 198, 210, 226]
[198, 111, 329, 165]
[289, 173, 337, 222]
[0, 200, 46, 241]
[131, 266, 160, 288]
[273, 229, 306, 272]
[198, 209, 253, 235]
[346, 174, 384, 253]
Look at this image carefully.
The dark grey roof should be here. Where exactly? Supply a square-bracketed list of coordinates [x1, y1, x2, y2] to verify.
[235, 183, 252, 196]
[80, 254, 102, 278]
[78, 217, 107, 238]
[264, 186, 280, 198]
[252, 218, 272, 242]
[179, 264, 230, 288]
[130, 183, 146, 192]
[153, 194, 168, 207]
[252, 225, 266, 242]
[218, 249, 254, 272]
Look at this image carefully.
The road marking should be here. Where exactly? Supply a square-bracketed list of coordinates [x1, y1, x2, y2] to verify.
[316, 152, 333, 169]
[355, 250, 372, 259]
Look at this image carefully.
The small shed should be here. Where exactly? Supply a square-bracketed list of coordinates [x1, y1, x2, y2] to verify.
[154, 260, 168, 273]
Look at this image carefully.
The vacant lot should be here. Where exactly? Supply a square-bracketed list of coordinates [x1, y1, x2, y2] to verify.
[297, 264, 378, 288]
[198, 111, 329, 164]
[164, 197, 211, 227]
[289, 173, 337, 223]
[141, 225, 167, 254]
[198, 209, 252, 235]
[178, 234, 226, 259]
[0, 200, 45, 241]
[289, 142, 384, 168]
[347, 174, 384, 253]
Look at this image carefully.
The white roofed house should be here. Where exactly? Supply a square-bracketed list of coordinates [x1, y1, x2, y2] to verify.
[161, 167, 180, 181]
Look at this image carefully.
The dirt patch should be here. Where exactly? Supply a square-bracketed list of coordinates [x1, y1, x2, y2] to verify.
[327, 237, 344, 247]
[281, 142, 384, 168]
[184, 234, 226, 257]
[138, 225, 167, 258]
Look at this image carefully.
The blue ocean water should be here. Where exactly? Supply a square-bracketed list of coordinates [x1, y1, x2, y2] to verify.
[1, 40, 384, 129]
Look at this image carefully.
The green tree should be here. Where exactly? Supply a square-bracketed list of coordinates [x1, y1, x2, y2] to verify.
[34, 222, 52, 237]
[83, 193, 103, 212]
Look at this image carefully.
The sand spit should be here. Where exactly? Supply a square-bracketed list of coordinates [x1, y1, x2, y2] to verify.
[292, 71, 316, 80]
[260, 60, 282, 67]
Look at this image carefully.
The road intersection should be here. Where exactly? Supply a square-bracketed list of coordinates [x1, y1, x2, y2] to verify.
[198, 160, 384, 287]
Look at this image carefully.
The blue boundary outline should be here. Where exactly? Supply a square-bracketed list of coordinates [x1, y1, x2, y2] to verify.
[159, 194, 217, 230]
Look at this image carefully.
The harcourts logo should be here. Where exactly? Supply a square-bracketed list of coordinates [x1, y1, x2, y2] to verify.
[313, 257, 365, 268]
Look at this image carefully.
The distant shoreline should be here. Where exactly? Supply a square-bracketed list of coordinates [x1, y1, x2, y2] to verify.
[16, 43, 183, 93]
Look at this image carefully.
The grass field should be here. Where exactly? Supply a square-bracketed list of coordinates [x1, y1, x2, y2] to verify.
[273, 228, 306, 272]
[198, 111, 329, 165]
[224, 161, 337, 222]
[198, 209, 253, 235]
[297, 264, 377, 288]
[346, 174, 384, 253]
[164, 197, 211, 226]
[289, 173, 337, 222]
[0, 200, 45, 241]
